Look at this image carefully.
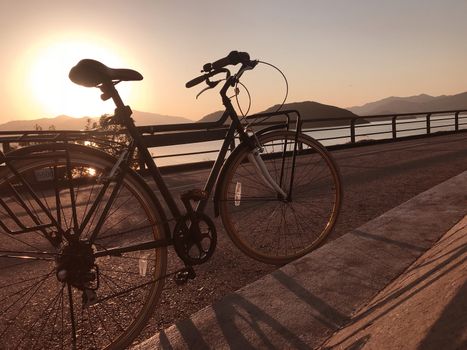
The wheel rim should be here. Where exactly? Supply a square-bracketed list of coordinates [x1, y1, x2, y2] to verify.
[0, 147, 166, 349]
[220, 131, 341, 264]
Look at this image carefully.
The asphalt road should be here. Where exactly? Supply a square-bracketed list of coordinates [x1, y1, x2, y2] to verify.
[135, 131, 467, 342]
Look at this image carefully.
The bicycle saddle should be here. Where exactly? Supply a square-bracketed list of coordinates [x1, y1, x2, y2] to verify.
[69, 59, 143, 87]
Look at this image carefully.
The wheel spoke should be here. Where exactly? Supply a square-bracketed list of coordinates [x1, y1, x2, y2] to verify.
[67, 283, 77, 348]
[220, 131, 341, 264]
[0, 147, 167, 349]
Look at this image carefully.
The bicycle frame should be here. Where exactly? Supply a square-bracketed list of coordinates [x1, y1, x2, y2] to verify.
[0, 67, 302, 257]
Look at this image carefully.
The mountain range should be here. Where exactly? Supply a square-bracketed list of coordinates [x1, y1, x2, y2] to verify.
[2, 90, 466, 131]
[0, 102, 359, 131]
[0, 111, 192, 131]
[348, 91, 467, 115]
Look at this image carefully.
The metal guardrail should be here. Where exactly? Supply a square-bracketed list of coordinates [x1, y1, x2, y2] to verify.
[1, 109, 466, 170]
[308, 109, 467, 144]
[138, 109, 467, 169]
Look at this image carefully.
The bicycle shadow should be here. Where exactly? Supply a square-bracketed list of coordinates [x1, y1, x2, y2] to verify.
[211, 292, 311, 350]
[156, 271, 348, 350]
[155, 293, 310, 350]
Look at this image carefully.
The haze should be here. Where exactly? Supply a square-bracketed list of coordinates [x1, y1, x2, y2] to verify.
[1, 0, 466, 123]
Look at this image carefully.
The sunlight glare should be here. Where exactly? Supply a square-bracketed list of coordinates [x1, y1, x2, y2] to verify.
[86, 167, 97, 177]
[27, 40, 132, 118]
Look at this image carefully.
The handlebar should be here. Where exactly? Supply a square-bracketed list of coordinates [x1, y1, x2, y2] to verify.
[204, 51, 251, 72]
[186, 50, 256, 89]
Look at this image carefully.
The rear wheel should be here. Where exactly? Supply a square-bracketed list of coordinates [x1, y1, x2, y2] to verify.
[219, 130, 342, 265]
[0, 144, 167, 349]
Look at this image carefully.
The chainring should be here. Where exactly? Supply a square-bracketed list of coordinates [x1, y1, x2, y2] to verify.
[173, 213, 217, 265]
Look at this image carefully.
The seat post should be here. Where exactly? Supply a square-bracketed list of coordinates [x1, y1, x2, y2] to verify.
[99, 81, 126, 110]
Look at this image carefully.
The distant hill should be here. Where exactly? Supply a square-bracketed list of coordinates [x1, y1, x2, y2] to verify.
[131, 110, 192, 125]
[348, 92, 467, 115]
[262, 101, 361, 126]
[0, 115, 92, 131]
[0, 111, 192, 131]
[197, 110, 225, 123]
[198, 101, 361, 127]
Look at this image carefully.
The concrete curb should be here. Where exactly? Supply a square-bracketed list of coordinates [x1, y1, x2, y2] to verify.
[320, 214, 467, 349]
[136, 171, 467, 350]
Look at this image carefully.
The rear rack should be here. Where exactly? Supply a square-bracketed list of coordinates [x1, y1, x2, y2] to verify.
[0, 129, 130, 156]
[0, 129, 120, 145]
[245, 109, 302, 132]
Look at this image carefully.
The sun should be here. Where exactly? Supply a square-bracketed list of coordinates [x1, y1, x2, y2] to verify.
[27, 40, 132, 118]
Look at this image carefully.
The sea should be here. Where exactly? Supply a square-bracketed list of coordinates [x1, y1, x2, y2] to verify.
[150, 114, 464, 167]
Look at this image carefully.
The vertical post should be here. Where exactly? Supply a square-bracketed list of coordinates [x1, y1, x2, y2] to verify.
[392, 116, 397, 140]
[350, 119, 356, 144]
[426, 113, 432, 134]
[454, 111, 459, 131]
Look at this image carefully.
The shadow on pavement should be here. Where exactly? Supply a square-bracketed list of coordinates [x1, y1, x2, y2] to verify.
[322, 225, 466, 349]
[212, 293, 310, 350]
[418, 280, 467, 350]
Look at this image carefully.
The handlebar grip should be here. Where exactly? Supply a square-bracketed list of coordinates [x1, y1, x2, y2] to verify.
[209, 51, 251, 71]
[186, 74, 207, 88]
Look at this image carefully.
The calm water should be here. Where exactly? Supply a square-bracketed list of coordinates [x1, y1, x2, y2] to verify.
[150, 114, 464, 167]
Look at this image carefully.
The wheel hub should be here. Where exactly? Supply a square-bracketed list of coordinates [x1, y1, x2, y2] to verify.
[55, 239, 97, 290]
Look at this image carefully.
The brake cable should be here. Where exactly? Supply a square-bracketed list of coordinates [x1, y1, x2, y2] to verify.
[234, 60, 289, 125]
[257, 60, 289, 112]
[234, 81, 252, 120]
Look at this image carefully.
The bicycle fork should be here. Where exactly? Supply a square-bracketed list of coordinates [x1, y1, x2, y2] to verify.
[247, 149, 287, 199]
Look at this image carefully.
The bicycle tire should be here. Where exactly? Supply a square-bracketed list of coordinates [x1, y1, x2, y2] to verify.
[219, 130, 342, 265]
[0, 143, 167, 349]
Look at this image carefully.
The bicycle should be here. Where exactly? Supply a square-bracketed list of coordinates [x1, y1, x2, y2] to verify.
[0, 51, 342, 349]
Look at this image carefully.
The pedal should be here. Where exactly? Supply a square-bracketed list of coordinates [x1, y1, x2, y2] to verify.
[174, 266, 196, 285]
[180, 189, 208, 202]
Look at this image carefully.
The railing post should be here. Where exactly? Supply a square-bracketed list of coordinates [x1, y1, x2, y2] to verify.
[392, 116, 397, 140]
[350, 119, 356, 144]
[454, 111, 459, 131]
[426, 113, 432, 134]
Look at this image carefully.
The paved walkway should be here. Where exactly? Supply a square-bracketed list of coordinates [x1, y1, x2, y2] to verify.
[135, 171, 466, 350]
[321, 214, 466, 350]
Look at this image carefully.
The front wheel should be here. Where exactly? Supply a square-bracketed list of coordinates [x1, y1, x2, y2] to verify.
[219, 130, 342, 265]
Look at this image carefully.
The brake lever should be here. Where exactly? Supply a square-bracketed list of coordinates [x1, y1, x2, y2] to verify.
[196, 79, 222, 99]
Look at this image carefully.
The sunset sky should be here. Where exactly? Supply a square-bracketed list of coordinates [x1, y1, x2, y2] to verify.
[1, 0, 467, 123]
